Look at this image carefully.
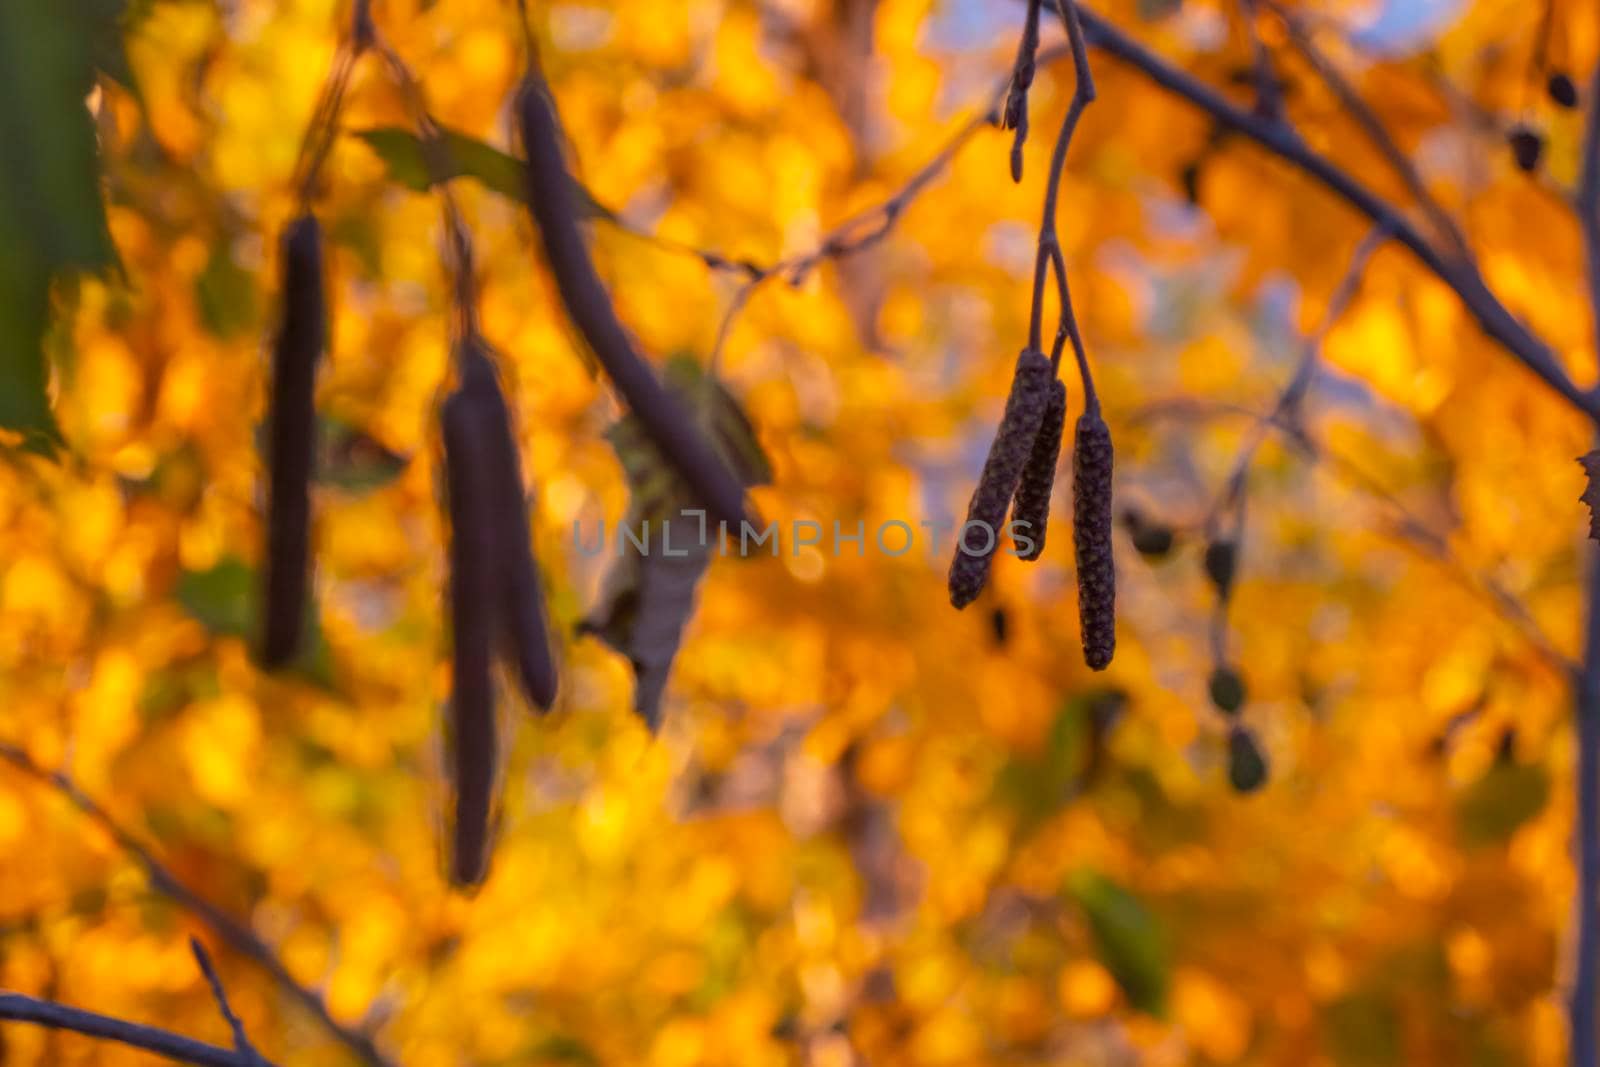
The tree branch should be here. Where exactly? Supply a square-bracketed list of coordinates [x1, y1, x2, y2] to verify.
[1569, 55, 1600, 1067]
[0, 992, 277, 1067]
[1263, 1, 1471, 259]
[1054, 1, 1599, 419]
[0, 746, 394, 1067]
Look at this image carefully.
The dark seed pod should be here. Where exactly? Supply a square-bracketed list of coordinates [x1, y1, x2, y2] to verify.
[1509, 124, 1544, 172]
[1549, 71, 1579, 109]
[457, 342, 559, 711]
[949, 349, 1055, 608]
[1203, 539, 1237, 599]
[1121, 506, 1175, 559]
[1227, 723, 1268, 793]
[262, 215, 326, 668]
[1072, 409, 1116, 670]
[1012, 377, 1066, 562]
[441, 383, 500, 887]
[1208, 665, 1246, 714]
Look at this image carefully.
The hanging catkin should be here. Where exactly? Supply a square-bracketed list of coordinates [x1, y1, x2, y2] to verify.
[441, 376, 500, 887]
[949, 348, 1054, 608]
[1072, 408, 1116, 669]
[457, 341, 559, 711]
[1011, 377, 1066, 562]
[262, 214, 326, 668]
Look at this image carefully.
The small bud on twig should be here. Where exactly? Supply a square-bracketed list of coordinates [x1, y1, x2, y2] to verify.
[1204, 539, 1237, 599]
[1227, 723, 1268, 792]
[1509, 124, 1544, 172]
[1549, 71, 1579, 109]
[1121, 506, 1175, 559]
[1208, 665, 1246, 714]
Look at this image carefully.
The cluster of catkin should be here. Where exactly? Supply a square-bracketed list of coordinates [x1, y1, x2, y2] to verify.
[260, 37, 581, 889]
[261, 213, 560, 888]
[946, 349, 1115, 671]
[954, 0, 1115, 671]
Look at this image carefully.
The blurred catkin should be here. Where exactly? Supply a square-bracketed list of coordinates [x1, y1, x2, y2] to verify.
[441, 375, 500, 887]
[949, 349, 1054, 608]
[1072, 409, 1115, 670]
[1012, 377, 1066, 562]
[262, 214, 325, 668]
[457, 342, 559, 711]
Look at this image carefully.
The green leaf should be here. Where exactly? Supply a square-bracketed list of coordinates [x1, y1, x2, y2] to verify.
[353, 125, 616, 220]
[318, 416, 409, 492]
[1323, 990, 1402, 1067]
[194, 242, 258, 339]
[176, 557, 255, 639]
[175, 555, 338, 689]
[526, 1035, 600, 1067]
[1064, 870, 1170, 1017]
[1456, 760, 1549, 846]
[0, 0, 126, 447]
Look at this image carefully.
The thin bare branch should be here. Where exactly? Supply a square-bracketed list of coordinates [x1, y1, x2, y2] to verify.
[1055, 1, 1598, 419]
[1211, 223, 1390, 525]
[0, 746, 393, 1067]
[1263, 1, 1472, 259]
[1027, 0, 1096, 415]
[0, 992, 271, 1067]
[190, 938, 268, 1067]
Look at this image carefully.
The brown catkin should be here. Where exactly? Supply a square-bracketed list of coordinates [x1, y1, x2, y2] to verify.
[1072, 409, 1116, 670]
[457, 342, 559, 711]
[949, 349, 1054, 608]
[262, 214, 325, 668]
[441, 379, 500, 887]
[1011, 377, 1066, 562]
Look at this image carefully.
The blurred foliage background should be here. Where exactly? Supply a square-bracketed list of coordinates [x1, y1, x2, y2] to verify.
[3, 0, 1600, 1063]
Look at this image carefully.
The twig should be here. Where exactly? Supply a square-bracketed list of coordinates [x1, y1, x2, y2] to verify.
[1210, 223, 1390, 526]
[1237, 0, 1282, 121]
[0, 992, 272, 1067]
[1132, 398, 1572, 673]
[190, 938, 268, 1067]
[1263, 1, 1472, 259]
[291, 2, 374, 210]
[1003, 0, 1045, 181]
[370, 33, 479, 343]
[1055, 1, 1599, 419]
[1027, 0, 1096, 406]
[0, 745, 394, 1067]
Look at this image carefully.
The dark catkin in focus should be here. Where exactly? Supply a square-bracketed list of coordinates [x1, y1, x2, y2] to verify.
[1072, 408, 1115, 670]
[1012, 377, 1066, 562]
[441, 376, 501, 887]
[262, 214, 326, 668]
[949, 349, 1054, 608]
